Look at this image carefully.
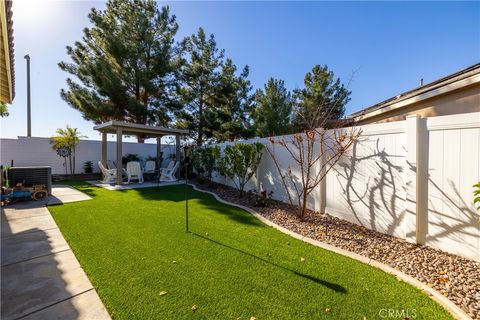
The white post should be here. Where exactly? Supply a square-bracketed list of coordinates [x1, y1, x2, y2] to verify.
[317, 151, 327, 213]
[116, 128, 123, 185]
[405, 115, 428, 244]
[175, 135, 181, 161]
[156, 136, 163, 169]
[417, 117, 428, 245]
[102, 132, 107, 167]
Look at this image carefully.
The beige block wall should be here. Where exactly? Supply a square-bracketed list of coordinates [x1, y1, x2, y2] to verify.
[356, 84, 480, 125]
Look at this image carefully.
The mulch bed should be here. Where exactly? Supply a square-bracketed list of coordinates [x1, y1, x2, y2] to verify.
[193, 181, 480, 319]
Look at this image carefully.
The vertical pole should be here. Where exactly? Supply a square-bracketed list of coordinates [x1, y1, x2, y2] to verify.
[175, 135, 181, 162]
[102, 132, 107, 167]
[317, 149, 327, 214]
[156, 136, 163, 169]
[116, 128, 123, 185]
[184, 140, 189, 233]
[417, 117, 428, 244]
[185, 160, 189, 233]
[405, 115, 428, 244]
[24, 55, 31, 137]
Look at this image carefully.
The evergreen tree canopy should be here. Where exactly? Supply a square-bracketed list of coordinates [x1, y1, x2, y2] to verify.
[205, 59, 254, 142]
[176, 28, 253, 145]
[175, 27, 224, 146]
[292, 65, 350, 131]
[59, 0, 179, 141]
[253, 78, 293, 137]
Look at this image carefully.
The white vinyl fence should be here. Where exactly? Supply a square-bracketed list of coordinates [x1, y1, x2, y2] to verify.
[213, 112, 480, 261]
[0, 136, 176, 174]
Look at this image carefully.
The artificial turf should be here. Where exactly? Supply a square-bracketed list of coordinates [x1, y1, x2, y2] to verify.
[49, 181, 452, 320]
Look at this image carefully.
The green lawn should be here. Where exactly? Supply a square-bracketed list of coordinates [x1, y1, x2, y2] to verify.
[49, 181, 452, 320]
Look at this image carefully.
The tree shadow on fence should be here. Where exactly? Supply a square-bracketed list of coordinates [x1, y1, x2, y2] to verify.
[332, 136, 478, 257]
[333, 138, 406, 236]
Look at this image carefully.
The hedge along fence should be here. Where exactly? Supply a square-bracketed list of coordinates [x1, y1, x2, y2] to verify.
[212, 112, 480, 261]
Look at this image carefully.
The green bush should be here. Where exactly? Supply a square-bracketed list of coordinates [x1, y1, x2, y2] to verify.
[218, 142, 263, 197]
[146, 153, 162, 162]
[249, 189, 274, 207]
[192, 146, 220, 184]
[122, 153, 141, 165]
[83, 161, 94, 174]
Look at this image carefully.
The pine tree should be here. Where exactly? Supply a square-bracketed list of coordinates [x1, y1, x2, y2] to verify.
[59, 0, 179, 142]
[175, 28, 224, 146]
[253, 78, 293, 137]
[205, 59, 254, 142]
[292, 65, 350, 131]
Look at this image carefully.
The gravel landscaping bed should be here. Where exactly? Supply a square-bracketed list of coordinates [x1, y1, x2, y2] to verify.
[193, 181, 480, 319]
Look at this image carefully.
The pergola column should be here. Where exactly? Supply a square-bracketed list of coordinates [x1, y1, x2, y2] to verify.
[156, 135, 163, 169]
[93, 120, 189, 184]
[101, 132, 107, 167]
[116, 128, 123, 185]
[175, 134, 181, 161]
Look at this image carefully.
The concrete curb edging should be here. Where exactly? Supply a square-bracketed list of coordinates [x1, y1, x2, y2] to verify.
[188, 183, 471, 320]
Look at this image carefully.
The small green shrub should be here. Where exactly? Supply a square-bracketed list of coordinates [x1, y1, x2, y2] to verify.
[218, 142, 263, 197]
[146, 153, 162, 163]
[249, 189, 274, 207]
[474, 182, 480, 211]
[122, 153, 141, 165]
[83, 161, 94, 174]
[192, 146, 220, 184]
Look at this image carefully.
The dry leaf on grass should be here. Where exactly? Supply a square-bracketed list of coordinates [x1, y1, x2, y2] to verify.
[192, 304, 198, 311]
[159, 291, 167, 296]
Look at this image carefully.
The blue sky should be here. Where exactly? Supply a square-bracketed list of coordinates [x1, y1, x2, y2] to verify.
[1, 1, 478, 142]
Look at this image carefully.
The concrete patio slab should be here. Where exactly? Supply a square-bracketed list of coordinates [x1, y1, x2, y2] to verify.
[88, 180, 183, 190]
[1, 228, 70, 266]
[21, 289, 109, 320]
[1, 214, 57, 238]
[47, 185, 92, 206]
[1, 205, 49, 222]
[1, 199, 111, 320]
[1, 251, 94, 320]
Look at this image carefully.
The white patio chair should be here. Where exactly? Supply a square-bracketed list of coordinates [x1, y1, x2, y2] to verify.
[98, 161, 117, 184]
[159, 161, 180, 182]
[126, 161, 144, 184]
[159, 160, 174, 176]
[143, 160, 156, 173]
[107, 160, 116, 170]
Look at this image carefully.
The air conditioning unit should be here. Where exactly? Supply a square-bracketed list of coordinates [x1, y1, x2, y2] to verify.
[7, 166, 52, 194]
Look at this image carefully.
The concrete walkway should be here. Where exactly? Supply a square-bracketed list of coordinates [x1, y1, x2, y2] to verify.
[47, 185, 92, 206]
[1, 193, 110, 319]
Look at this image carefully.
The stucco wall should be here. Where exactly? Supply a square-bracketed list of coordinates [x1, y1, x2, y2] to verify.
[355, 83, 480, 125]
